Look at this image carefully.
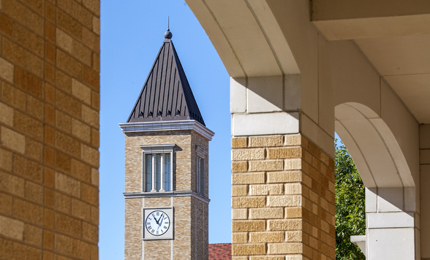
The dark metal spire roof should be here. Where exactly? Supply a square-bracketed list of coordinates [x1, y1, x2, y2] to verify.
[127, 33, 205, 126]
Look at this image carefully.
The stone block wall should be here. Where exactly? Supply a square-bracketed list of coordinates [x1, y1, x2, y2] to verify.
[0, 0, 100, 259]
[124, 130, 209, 259]
[231, 135, 335, 260]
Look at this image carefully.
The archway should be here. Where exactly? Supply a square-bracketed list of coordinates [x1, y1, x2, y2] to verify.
[335, 102, 418, 259]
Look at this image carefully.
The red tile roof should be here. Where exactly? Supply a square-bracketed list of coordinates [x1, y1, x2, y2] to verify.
[209, 243, 232, 260]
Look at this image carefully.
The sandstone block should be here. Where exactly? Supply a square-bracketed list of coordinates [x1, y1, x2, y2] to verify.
[249, 208, 283, 219]
[232, 220, 265, 232]
[72, 118, 91, 143]
[0, 193, 12, 215]
[267, 171, 302, 183]
[285, 158, 302, 170]
[249, 184, 283, 196]
[232, 209, 247, 220]
[0, 171, 24, 197]
[249, 136, 283, 147]
[23, 224, 42, 246]
[91, 168, 99, 186]
[81, 144, 99, 167]
[285, 207, 302, 219]
[55, 172, 80, 198]
[232, 185, 248, 197]
[232, 244, 266, 255]
[44, 209, 54, 229]
[56, 91, 81, 118]
[11, 242, 41, 260]
[43, 230, 54, 250]
[72, 79, 91, 105]
[232, 148, 265, 161]
[267, 195, 301, 207]
[13, 155, 43, 182]
[55, 192, 72, 214]
[232, 137, 247, 148]
[232, 161, 248, 173]
[0, 215, 24, 240]
[24, 181, 43, 204]
[83, 66, 99, 89]
[56, 110, 72, 133]
[268, 243, 302, 254]
[82, 0, 100, 16]
[91, 206, 99, 225]
[1, 82, 26, 110]
[93, 17, 100, 35]
[250, 256, 285, 260]
[267, 147, 302, 159]
[14, 111, 44, 141]
[82, 105, 99, 129]
[81, 183, 98, 206]
[13, 198, 43, 225]
[249, 160, 283, 172]
[71, 158, 91, 183]
[55, 212, 82, 238]
[232, 257, 248, 260]
[0, 57, 13, 82]
[71, 199, 90, 221]
[0, 102, 13, 126]
[0, 148, 12, 171]
[285, 231, 302, 242]
[1, 126, 25, 154]
[232, 172, 265, 185]
[249, 256, 288, 260]
[249, 232, 284, 243]
[233, 233, 248, 244]
[285, 134, 302, 146]
[55, 151, 71, 173]
[232, 197, 265, 208]
[269, 219, 302, 231]
[83, 222, 98, 243]
[55, 131, 80, 157]
[285, 183, 302, 195]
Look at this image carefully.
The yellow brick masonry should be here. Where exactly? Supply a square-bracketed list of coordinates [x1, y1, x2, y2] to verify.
[232, 135, 335, 260]
[0, 0, 100, 259]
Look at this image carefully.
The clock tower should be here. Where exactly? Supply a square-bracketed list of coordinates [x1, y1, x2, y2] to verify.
[120, 30, 214, 260]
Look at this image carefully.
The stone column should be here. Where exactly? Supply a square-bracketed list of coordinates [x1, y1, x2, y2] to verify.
[230, 76, 335, 260]
[420, 124, 430, 260]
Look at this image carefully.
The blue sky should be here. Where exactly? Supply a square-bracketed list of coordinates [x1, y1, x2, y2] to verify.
[100, 1, 231, 258]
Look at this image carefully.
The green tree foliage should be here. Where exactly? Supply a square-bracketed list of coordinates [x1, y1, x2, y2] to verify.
[335, 140, 366, 259]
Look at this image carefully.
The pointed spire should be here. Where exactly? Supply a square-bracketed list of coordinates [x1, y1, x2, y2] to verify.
[127, 31, 205, 126]
[164, 17, 172, 39]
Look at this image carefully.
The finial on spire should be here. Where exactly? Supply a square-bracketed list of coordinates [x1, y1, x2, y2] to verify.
[164, 16, 172, 39]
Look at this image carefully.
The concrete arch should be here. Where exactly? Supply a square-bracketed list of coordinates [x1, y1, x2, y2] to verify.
[335, 102, 415, 189]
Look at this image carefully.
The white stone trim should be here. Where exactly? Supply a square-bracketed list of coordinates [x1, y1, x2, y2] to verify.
[119, 120, 215, 141]
[140, 144, 176, 153]
[124, 190, 210, 204]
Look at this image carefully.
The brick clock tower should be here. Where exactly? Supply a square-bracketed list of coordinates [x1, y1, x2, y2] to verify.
[119, 29, 214, 260]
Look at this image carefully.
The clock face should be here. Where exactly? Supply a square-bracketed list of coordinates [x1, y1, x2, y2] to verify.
[145, 210, 170, 236]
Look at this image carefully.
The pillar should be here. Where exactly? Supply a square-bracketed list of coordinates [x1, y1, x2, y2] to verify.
[230, 75, 335, 260]
[420, 124, 430, 260]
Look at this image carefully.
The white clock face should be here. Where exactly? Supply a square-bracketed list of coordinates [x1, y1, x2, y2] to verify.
[145, 210, 170, 236]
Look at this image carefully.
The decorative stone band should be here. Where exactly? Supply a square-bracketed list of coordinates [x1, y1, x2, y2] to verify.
[123, 190, 210, 204]
[119, 120, 215, 140]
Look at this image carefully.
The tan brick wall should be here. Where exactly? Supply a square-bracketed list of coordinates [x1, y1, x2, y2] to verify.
[231, 135, 335, 260]
[124, 131, 192, 192]
[124, 130, 210, 259]
[0, 0, 100, 259]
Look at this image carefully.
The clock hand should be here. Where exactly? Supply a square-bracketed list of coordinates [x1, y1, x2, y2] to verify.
[153, 214, 160, 225]
[157, 214, 165, 227]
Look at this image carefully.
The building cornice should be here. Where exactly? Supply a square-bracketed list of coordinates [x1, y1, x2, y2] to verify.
[123, 190, 210, 204]
[119, 120, 215, 141]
